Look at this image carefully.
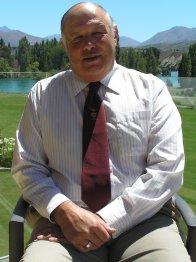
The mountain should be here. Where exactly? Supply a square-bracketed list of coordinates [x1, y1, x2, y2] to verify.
[119, 36, 140, 47]
[44, 35, 141, 47]
[44, 34, 61, 41]
[140, 26, 196, 46]
[0, 26, 140, 47]
[0, 26, 12, 32]
[1, 26, 196, 49]
[0, 26, 43, 46]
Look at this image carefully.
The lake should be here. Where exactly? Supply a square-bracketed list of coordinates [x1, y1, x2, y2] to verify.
[0, 78, 37, 94]
[0, 72, 180, 94]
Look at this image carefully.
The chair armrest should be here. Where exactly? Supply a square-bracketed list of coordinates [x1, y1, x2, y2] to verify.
[175, 194, 196, 227]
[174, 193, 196, 261]
[8, 194, 196, 261]
[9, 196, 29, 262]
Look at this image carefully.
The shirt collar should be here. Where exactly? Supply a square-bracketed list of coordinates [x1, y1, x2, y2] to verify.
[71, 61, 122, 96]
[101, 61, 121, 94]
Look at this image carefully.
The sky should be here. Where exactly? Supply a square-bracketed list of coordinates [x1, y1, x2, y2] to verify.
[0, 0, 195, 42]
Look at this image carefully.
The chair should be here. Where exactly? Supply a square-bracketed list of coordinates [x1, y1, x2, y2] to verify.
[9, 194, 196, 262]
[9, 196, 29, 262]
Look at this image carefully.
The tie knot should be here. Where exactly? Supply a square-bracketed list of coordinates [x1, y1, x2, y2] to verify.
[88, 82, 101, 94]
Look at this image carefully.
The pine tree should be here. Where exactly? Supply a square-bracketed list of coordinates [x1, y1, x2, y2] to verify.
[178, 53, 192, 77]
[189, 43, 196, 77]
[18, 37, 31, 71]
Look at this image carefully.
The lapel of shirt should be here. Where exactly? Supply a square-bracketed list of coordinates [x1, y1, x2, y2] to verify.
[101, 62, 123, 95]
[71, 73, 88, 97]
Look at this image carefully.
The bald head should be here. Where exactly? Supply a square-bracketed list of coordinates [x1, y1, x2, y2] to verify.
[61, 2, 116, 38]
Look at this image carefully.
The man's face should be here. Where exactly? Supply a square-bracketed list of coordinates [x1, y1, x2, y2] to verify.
[61, 4, 118, 82]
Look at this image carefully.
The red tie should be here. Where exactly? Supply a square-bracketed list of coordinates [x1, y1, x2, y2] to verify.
[81, 82, 111, 212]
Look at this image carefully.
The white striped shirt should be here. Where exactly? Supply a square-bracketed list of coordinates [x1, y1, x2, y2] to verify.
[11, 62, 184, 238]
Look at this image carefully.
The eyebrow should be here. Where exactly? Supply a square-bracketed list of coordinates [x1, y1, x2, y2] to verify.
[68, 23, 107, 36]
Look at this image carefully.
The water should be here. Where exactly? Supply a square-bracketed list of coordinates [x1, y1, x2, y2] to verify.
[0, 78, 37, 94]
[159, 71, 180, 88]
[0, 72, 194, 94]
[0, 74, 179, 94]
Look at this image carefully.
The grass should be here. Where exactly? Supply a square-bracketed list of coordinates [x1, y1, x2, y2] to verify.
[0, 170, 20, 256]
[178, 108, 196, 210]
[173, 96, 196, 109]
[0, 94, 195, 257]
[0, 169, 31, 257]
[0, 93, 27, 137]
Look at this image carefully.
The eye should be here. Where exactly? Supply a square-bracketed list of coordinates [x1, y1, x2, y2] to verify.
[92, 31, 104, 38]
[71, 35, 83, 44]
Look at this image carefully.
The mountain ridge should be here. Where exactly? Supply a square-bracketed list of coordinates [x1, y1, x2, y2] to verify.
[140, 26, 196, 46]
[0, 26, 196, 49]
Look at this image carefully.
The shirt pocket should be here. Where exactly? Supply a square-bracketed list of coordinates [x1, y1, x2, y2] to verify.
[116, 111, 151, 158]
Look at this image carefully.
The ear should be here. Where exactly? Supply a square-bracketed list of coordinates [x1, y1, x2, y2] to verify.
[60, 37, 67, 52]
[113, 26, 119, 45]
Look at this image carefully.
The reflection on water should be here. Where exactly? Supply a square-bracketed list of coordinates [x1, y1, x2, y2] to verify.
[0, 78, 37, 94]
[159, 71, 180, 88]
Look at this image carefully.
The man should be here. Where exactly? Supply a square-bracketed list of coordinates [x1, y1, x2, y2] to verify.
[12, 2, 190, 261]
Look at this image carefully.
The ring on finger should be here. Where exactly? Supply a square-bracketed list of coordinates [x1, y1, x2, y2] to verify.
[85, 241, 93, 248]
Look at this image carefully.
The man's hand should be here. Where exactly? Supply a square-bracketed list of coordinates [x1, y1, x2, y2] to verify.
[37, 201, 115, 252]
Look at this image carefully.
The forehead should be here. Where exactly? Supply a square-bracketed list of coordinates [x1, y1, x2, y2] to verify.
[63, 3, 109, 31]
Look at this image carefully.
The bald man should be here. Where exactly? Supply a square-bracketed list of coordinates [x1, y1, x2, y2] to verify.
[12, 2, 190, 261]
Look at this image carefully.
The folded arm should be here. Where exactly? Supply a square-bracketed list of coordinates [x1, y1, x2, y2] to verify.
[97, 84, 184, 238]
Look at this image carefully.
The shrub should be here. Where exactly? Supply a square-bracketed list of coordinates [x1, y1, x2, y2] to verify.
[0, 133, 15, 168]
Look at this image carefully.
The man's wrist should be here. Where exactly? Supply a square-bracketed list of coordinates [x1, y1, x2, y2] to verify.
[50, 200, 71, 223]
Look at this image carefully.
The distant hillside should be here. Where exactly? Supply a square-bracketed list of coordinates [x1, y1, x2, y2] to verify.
[44, 34, 61, 41]
[141, 26, 196, 46]
[119, 36, 140, 47]
[0, 26, 11, 32]
[0, 26, 196, 51]
[139, 41, 196, 53]
[0, 26, 140, 48]
[0, 26, 43, 46]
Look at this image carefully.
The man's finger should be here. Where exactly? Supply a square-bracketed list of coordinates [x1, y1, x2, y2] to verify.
[36, 234, 67, 243]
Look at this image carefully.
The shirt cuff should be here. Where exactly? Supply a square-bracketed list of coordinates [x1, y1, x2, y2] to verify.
[97, 196, 132, 238]
[46, 193, 70, 221]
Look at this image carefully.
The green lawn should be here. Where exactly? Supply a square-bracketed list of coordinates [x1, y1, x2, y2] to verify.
[0, 93, 27, 137]
[0, 94, 195, 257]
[178, 108, 196, 209]
[0, 169, 31, 257]
[0, 169, 20, 256]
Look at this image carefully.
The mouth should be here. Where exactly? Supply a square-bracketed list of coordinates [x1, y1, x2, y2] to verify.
[82, 55, 101, 62]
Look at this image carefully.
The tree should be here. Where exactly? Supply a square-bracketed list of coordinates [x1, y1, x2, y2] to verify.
[0, 37, 5, 47]
[0, 58, 11, 77]
[178, 53, 192, 77]
[38, 40, 53, 71]
[0, 38, 11, 61]
[127, 48, 138, 69]
[189, 43, 196, 77]
[18, 37, 31, 71]
[28, 61, 40, 72]
[144, 48, 159, 75]
[149, 47, 160, 60]
[191, 56, 196, 77]
[135, 53, 146, 73]
[51, 44, 69, 70]
[115, 36, 120, 63]
[31, 42, 40, 65]
[161, 68, 171, 76]
[118, 48, 128, 67]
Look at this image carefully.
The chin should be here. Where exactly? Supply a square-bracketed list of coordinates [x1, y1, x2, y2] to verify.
[82, 76, 101, 82]
[78, 69, 103, 82]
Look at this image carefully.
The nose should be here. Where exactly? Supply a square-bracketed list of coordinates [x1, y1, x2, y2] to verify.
[83, 35, 96, 51]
